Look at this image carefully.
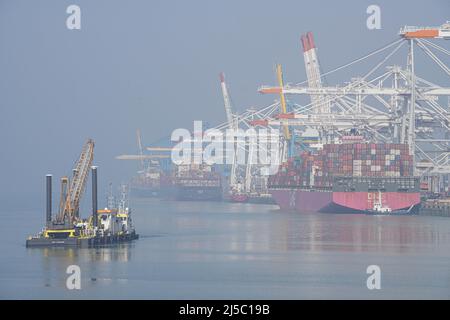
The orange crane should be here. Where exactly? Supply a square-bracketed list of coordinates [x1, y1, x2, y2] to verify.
[55, 139, 94, 224]
[276, 64, 291, 142]
[399, 22, 450, 39]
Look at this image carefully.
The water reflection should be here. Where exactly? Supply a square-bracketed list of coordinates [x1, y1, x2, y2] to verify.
[4, 200, 449, 298]
[160, 200, 450, 256]
[280, 213, 450, 253]
[28, 243, 133, 262]
[26, 244, 134, 288]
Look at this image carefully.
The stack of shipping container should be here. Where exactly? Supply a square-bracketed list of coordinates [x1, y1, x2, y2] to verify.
[269, 139, 414, 189]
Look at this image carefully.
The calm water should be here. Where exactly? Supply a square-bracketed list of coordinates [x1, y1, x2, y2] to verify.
[1, 198, 449, 299]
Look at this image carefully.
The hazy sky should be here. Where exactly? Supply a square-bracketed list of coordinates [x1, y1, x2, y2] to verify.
[0, 0, 449, 211]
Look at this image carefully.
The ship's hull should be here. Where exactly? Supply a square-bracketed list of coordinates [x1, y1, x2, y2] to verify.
[175, 186, 223, 201]
[248, 194, 276, 205]
[230, 193, 249, 203]
[26, 232, 139, 248]
[270, 189, 420, 214]
[130, 185, 174, 199]
[227, 193, 276, 204]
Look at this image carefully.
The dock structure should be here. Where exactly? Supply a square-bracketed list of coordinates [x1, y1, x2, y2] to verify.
[419, 199, 450, 218]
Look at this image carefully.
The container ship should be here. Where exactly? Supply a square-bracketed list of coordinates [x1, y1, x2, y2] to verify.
[228, 175, 276, 204]
[229, 190, 276, 204]
[130, 166, 174, 199]
[174, 164, 223, 201]
[268, 135, 420, 214]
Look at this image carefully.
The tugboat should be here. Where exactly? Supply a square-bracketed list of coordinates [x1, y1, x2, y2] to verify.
[97, 184, 138, 241]
[366, 191, 414, 216]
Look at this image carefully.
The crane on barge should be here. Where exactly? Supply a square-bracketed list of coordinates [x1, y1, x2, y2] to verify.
[55, 139, 94, 226]
[26, 139, 138, 247]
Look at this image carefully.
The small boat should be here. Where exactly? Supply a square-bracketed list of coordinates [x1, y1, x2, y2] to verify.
[366, 191, 414, 216]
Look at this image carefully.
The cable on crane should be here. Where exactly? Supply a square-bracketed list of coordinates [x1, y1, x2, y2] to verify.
[416, 39, 450, 77]
[293, 38, 404, 86]
[421, 39, 450, 56]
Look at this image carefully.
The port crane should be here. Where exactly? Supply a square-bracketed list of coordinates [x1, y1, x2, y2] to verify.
[119, 24, 450, 197]
[136, 129, 146, 172]
[219, 72, 241, 193]
[301, 32, 330, 114]
[116, 132, 172, 161]
[255, 23, 450, 181]
[157, 23, 450, 197]
[219, 73, 281, 197]
[55, 139, 94, 225]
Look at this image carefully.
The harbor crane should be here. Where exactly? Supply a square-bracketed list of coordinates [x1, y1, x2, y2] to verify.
[55, 139, 94, 225]
[219, 73, 280, 198]
[301, 32, 330, 114]
[116, 131, 172, 161]
[219, 72, 241, 193]
[253, 23, 450, 194]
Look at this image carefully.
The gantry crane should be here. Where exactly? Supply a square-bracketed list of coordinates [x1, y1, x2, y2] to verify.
[199, 23, 450, 196]
[275, 64, 294, 162]
[257, 22, 450, 183]
[219, 73, 274, 195]
[219, 72, 240, 192]
[136, 129, 146, 172]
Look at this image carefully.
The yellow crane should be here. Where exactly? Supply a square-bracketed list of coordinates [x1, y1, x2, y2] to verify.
[55, 139, 94, 225]
[276, 64, 291, 141]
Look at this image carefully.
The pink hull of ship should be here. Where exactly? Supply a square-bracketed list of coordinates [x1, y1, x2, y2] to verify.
[270, 189, 420, 213]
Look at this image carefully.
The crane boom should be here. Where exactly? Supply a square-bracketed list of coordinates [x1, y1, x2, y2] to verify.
[220, 72, 238, 189]
[220, 72, 235, 130]
[136, 129, 145, 171]
[56, 139, 94, 223]
[301, 32, 330, 114]
[276, 64, 291, 141]
[399, 22, 450, 39]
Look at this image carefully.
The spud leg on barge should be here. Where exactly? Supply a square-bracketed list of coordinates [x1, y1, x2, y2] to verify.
[26, 142, 139, 249]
